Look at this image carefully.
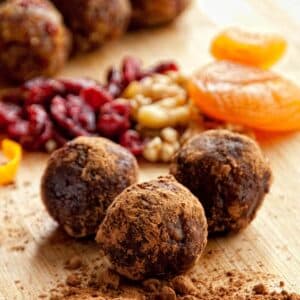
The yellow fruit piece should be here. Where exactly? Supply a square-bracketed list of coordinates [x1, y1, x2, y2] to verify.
[189, 61, 300, 132]
[211, 27, 287, 69]
[0, 139, 22, 186]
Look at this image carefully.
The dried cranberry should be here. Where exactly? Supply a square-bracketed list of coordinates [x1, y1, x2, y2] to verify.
[97, 102, 131, 138]
[106, 83, 122, 99]
[31, 119, 53, 150]
[80, 86, 112, 110]
[119, 130, 144, 156]
[78, 112, 96, 133]
[122, 56, 142, 84]
[23, 78, 65, 105]
[10, 105, 53, 151]
[101, 101, 131, 118]
[50, 96, 67, 117]
[97, 114, 129, 138]
[66, 95, 96, 132]
[151, 61, 179, 74]
[60, 78, 96, 95]
[50, 96, 91, 137]
[27, 104, 48, 135]
[7, 120, 30, 140]
[0, 102, 22, 127]
[106, 67, 125, 98]
[107, 67, 123, 84]
[66, 96, 82, 120]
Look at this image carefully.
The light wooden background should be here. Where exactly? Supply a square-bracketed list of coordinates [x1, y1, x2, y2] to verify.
[0, 0, 299, 299]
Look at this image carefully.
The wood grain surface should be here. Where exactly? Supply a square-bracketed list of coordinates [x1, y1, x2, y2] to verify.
[0, 0, 299, 299]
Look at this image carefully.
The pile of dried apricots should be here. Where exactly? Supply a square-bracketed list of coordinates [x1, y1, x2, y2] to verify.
[190, 27, 300, 132]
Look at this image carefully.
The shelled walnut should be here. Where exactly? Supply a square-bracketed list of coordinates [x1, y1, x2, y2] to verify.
[142, 127, 180, 163]
[120, 72, 191, 162]
[122, 72, 191, 129]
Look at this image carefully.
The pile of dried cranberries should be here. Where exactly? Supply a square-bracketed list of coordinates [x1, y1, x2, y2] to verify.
[0, 57, 178, 155]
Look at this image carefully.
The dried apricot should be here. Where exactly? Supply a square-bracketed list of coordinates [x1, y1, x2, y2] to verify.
[189, 61, 300, 132]
[211, 28, 287, 69]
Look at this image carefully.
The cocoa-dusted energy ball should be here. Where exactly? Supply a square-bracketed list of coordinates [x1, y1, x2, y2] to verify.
[0, 0, 71, 82]
[51, 0, 131, 52]
[96, 175, 208, 281]
[170, 130, 272, 235]
[41, 137, 138, 238]
[130, 0, 191, 28]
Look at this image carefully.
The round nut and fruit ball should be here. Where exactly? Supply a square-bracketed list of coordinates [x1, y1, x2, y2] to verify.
[41, 136, 138, 238]
[0, 0, 71, 82]
[170, 130, 272, 235]
[96, 175, 208, 281]
[130, 0, 191, 28]
[51, 0, 131, 52]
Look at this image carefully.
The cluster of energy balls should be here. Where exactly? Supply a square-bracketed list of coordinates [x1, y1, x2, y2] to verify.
[0, 0, 191, 82]
[41, 129, 272, 281]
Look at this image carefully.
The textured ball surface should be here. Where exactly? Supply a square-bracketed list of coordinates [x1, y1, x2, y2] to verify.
[41, 136, 138, 238]
[170, 130, 272, 235]
[96, 175, 208, 281]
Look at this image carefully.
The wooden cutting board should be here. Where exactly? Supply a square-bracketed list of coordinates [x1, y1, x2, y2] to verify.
[0, 0, 300, 298]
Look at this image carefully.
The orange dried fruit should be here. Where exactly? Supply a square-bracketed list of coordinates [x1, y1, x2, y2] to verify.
[189, 61, 300, 132]
[211, 27, 287, 69]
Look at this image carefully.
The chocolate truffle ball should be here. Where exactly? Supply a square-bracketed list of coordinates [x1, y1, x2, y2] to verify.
[96, 175, 208, 281]
[0, 0, 71, 82]
[170, 130, 272, 235]
[51, 0, 131, 52]
[41, 136, 138, 238]
[130, 0, 191, 28]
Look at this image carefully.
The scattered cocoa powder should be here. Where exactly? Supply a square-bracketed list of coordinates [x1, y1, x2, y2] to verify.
[9, 245, 25, 251]
[23, 181, 31, 187]
[66, 274, 81, 287]
[170, 276, 198, 296]
[65, 256, 82, 270]
[153, 286, 177, 300]
[253, 283, 268, 295]
[50, 262, 300, 300]
[143, 279, 162, 293]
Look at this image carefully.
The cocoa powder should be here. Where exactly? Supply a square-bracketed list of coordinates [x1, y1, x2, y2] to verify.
[65, 256, 82, 271]
[50, 262, 300, 300]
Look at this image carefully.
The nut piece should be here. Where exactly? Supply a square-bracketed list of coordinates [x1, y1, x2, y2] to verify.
[143, 128, 180, 163]
[137, 103, 190, 129]
[96, 175, 208, 281]
[122, 72, 190, 130]
[170, 130, 273, 235]
[143, 136, 163, 162]
[138, 105, 170, 129]
[161, 127, 179, 143]
[41, 136, 138, 238]
[121, 71, 190, 163]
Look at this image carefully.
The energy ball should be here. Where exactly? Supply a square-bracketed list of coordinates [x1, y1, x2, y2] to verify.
[170, 130, 272, 235]
[96, 175, 208, 281]
[130, 0, 191, 28]
[41, 136, 138, 238]
[0, 0, 71, 82]
[51, 0, 131, 52]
